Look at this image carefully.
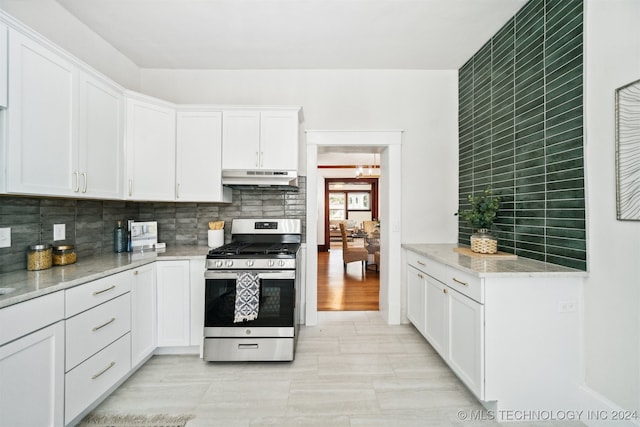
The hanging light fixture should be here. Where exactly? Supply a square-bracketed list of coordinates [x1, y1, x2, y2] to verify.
[355, 153, 380, 178]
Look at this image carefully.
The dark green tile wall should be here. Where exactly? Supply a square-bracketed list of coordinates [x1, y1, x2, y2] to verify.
[458, 0, 586, 270]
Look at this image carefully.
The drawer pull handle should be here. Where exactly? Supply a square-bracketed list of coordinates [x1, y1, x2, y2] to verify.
[93, 285, 116, 296]
[452, 277, 469, 287]
[238, 344, 259, 350]
[417, 260, 426, 266]
[92, 361, 116, 380]
[92, 317, 116, 332]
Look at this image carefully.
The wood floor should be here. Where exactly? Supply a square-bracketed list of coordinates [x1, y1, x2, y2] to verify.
[317, 246, 379, 311]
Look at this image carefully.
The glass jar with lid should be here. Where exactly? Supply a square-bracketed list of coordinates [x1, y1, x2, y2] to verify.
[27, 244, 52, 271]
[52, 244, 77, 266]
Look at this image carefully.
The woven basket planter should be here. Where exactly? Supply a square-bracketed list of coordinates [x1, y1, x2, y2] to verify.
[470, 229, 498, 254]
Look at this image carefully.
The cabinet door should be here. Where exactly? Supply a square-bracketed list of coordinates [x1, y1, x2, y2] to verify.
[156, 260, 190, 347]
[189, 259, 206, 348]
[424, 276, 448, 357]
[448, 288, 484, 399]
[222, 110, 260, 169]
[176, 111, 228, 202]
[260, 110, 299, 170]
[406, 265, 426, 334]
[6, 29, 78, 197]
[131, 264, 156, 367]
[0, 322, 64, 427]
[77, 71, 123, 199]
[125, 97, 176, 201]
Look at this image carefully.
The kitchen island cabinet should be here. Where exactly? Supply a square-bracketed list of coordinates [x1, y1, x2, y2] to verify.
[403, 244, 585, 419]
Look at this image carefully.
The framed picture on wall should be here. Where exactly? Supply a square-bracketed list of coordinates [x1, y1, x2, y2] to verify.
[615, 78, 640, 220]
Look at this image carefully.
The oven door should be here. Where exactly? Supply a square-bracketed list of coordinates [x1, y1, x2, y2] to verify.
[204, 270, 295, 337]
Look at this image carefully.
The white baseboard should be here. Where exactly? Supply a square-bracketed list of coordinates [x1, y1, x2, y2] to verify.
[580, 384, 639, 427]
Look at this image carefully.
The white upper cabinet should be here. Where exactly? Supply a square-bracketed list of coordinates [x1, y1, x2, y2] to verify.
[222, 110, 261, 170]
[125, 94, 176, 201]
[6, 29, 78, 197]
[176, 111, 231, 202]
[260, 110, 300, 170]
[0, 22, 7, 108]
[222, 109, 299, 171]
[77, 71, 124, 199]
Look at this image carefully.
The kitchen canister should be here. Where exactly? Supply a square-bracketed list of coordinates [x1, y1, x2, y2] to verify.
[208, 229, 224, 249]
[27, 244, 52, 271]
[52, 244, 77, 266]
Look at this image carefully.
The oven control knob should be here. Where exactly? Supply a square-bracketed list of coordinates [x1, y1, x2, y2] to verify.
[215, 260, 223, 268]
[278, 260, 286, 267]
[245, 329, 251, 335]
[226, 260, 234, 267]
[246, 260, 254, 267]
[268, 260, 275, 267]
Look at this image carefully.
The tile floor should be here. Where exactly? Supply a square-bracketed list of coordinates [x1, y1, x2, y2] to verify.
[87, 311, 584, 426]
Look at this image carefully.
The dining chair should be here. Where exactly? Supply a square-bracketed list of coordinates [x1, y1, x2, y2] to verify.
[339, 222, 369, 273]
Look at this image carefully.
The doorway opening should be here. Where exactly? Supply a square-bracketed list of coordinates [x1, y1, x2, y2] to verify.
[305, 130, 402, 326]
[319, 175, 380, 310]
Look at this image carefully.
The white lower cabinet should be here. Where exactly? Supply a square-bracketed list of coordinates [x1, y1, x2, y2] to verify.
[407, 256, 482, 399]
[65, 334, 131, 424]
[189, 259, 206, 348]
[406, 265, 426, 334]
[447, 286, 483, 398]
[131, 263, 157, 367]
[423, 275, 448, 357]
[0, 291, 65, 427]
[405, 247, 582, 417]
[156, 260, 191, 347]
[0, 321, 65, 427]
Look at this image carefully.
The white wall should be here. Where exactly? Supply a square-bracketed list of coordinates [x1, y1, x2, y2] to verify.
[0, 0, 140, 90]
[583, 0, 640, 415]
[140, 69, 460, 245]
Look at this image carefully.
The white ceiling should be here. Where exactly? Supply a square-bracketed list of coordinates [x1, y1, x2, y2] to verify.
[55, 0, 527, 70]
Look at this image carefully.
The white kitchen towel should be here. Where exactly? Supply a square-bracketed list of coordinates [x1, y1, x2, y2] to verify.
[234, 272, 260, 323]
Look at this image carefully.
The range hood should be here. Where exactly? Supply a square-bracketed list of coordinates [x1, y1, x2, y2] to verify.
[222, 170, 298, 189]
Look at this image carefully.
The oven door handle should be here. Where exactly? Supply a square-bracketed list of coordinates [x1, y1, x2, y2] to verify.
[204, 271, 295, 280]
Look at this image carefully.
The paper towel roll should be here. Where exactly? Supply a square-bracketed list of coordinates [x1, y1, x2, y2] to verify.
[208, 229, 224, 248]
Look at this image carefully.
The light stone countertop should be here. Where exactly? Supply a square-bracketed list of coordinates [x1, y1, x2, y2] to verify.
[402, 243, 588, 278]
[0, 246, 210, 309]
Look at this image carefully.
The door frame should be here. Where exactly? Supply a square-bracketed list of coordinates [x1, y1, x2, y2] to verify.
[322, 177, 379, 252]
[305, 130, 403, 326]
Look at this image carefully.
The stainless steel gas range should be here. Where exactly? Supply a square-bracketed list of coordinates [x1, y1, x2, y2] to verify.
[203, 218, 301, 362]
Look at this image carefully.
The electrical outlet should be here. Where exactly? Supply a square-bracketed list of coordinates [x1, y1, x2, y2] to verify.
[53, 224, 66, 241]
[0, 227, 10, 248]
[557, 300, 577, 313]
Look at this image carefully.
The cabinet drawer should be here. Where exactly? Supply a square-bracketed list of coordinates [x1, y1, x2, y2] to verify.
[407, 251, 446, 283]
[66, 294, 131, 371]
[0, 291, 64, 346]
[66, 271, 132, 317]
[65, 333, 131, 425]
[446, 266, 483, 303]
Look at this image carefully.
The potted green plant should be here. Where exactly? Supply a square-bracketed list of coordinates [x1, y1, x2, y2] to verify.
[457, 187, 501, 253]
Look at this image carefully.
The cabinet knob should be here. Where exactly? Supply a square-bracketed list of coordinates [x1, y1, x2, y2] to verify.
[134, 270, 139, 276]
[443, 288, 448, 294]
